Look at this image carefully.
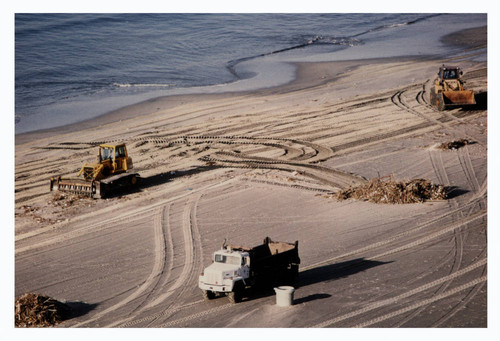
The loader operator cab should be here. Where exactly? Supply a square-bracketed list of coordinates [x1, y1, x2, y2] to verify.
[116, 145, 127, 158]
[100, 147, 114, 161]
[431, 65, 475, 111]
[443, 69, 457, 79]
[439, 66, 463, 80]
[97, 144, 131, 173]
[99, 145, 126, 162]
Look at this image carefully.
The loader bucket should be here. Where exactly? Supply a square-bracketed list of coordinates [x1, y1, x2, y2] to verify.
[442, 90, 476, 106]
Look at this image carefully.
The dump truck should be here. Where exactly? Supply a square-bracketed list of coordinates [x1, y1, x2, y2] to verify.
[430, 65, 476, 111]
[50, 143, 139, 198]
[199, 236, 300, 303]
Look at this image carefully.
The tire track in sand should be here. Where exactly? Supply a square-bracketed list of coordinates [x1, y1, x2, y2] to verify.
[134, 208, 486, 328]
[310, 149, 486, 328]
[312, 258, 487, 328]
[105, 204, 175, 327]
[73, 205, 167, 327]
[143, 195, 197, 308]
[422, 146, 487, 327]
[16, 177, 237, 254]
[393, 86, 485, 146]
[117, 193, 204, 327]
[457, 145, 481, 195]
[393, 150, 465, 327]
[116, 191, 485, 328]
[301, 203, 485, 272]
[431, 261, 487, 327]
[351, 275, 487, 328]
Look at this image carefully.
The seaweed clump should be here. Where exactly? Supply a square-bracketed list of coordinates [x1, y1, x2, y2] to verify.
[15, 293, 71, 327]
[439, 139, 474, 150]
[335, 176, 447, 204]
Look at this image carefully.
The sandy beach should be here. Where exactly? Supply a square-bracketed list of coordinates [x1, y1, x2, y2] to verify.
[14, 26, 488, 327]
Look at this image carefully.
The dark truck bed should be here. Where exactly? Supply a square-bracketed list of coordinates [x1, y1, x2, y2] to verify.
[229, 236, 300, 286]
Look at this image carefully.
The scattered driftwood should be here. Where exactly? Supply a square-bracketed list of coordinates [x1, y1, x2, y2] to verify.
[335, 176, 447, 204]
[439, 139, 474, 150]
[15, 293, 71, 327]
[49, 192, 90, 207]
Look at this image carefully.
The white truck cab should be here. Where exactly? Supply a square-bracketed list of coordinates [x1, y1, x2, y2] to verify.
[199, 248, 250, 297]
[198, 237, 300, 303]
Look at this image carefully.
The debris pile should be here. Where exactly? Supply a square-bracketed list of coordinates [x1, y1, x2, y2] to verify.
[15, 205, 55, 225]
[439, 139, 474, 150]
[15, 293, 71, 327]
[49, 192, 91, 207]
[335, 176, 447, 204]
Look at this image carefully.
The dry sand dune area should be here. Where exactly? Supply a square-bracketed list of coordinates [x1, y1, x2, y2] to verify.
[15, 50, 487, 327]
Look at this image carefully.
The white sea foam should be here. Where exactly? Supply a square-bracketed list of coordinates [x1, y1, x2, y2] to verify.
[112, 83, 175, 88]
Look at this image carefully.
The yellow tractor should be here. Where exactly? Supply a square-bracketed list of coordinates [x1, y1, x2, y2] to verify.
[430, 65, 476, 111]
[50, 143, 139, 198]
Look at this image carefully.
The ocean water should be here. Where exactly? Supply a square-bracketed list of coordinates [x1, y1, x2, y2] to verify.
[15, 13, 487, 134]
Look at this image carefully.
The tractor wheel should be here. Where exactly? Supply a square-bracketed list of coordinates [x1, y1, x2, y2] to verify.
[130, 175, 137, 185]
[430, 88, 436, 107]
[436, 93, 446, 111]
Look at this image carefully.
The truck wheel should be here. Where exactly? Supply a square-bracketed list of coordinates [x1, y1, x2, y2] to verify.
[291, 264, 299, 280]
[228, 283, 243, 304]
[227, 291, 240, 304]
[202, 290, 215, 300]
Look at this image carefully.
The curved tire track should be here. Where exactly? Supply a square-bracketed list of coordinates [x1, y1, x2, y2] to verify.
[392, 85, 486, 146]
[143, 196, 197, 309]
[126, 207, 486, 328]
[73, 205, 167, 327]
[118, 193, 205, 327]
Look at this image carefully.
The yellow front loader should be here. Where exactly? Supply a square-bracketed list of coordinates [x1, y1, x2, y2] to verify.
[50, 143, 139, 198]
[430, 65, 476, 111]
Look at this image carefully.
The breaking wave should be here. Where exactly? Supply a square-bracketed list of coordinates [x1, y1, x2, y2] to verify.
[112, 83, 175, 88]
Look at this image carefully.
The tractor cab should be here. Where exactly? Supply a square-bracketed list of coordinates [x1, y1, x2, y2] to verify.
[431, 65, 475, 110]
[50, 142, 139, 198]
[78, 143, 134, 181]
[438, 65, 463, 81]
[98, 144, 132, 173]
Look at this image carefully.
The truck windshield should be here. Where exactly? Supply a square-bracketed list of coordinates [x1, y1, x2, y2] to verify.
[215, 254, 241, 265]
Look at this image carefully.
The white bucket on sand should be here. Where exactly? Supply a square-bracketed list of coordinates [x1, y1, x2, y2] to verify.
[274, 286, 295, 307]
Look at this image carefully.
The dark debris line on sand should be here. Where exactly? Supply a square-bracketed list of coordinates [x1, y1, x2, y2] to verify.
[334, 176, 448, 204]
[15, 293, 71, 327]
[438, 139, 474, 150]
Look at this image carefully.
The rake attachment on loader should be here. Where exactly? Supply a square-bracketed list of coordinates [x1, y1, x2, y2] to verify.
[50, 143, 139, 199]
